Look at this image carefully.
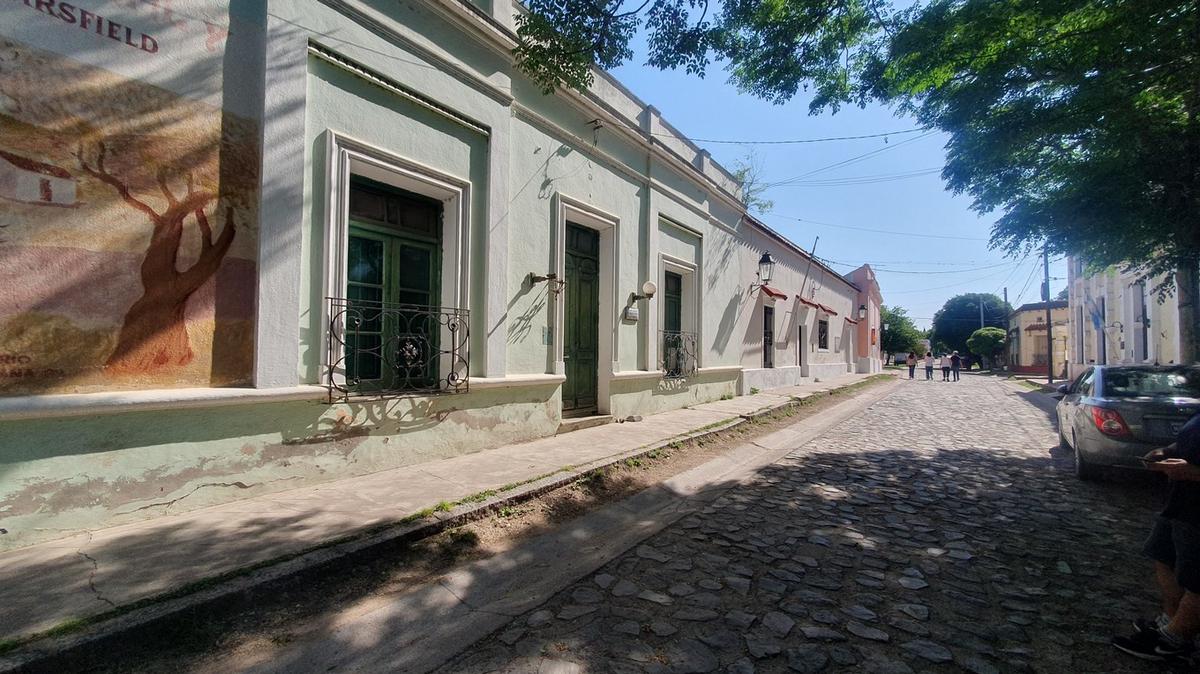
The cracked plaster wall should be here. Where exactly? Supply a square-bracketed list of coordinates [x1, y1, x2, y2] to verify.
[608, 373, 737, 420]
[0, 385, 560, 551]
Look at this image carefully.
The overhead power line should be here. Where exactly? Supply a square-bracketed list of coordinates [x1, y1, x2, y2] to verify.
[844, 259, 993, 267]
[764, 213, 989, 241]
[765, 131, 938, 186]
[654, 127, 928, 145]
[1012, 262, 1043, 306]
[883, 262, 1026, 295]
[991, 255, 1033, 299]
[818, 258, 1015, 275]
[823, 257, 994, 268]
[775, 167, 943, 187]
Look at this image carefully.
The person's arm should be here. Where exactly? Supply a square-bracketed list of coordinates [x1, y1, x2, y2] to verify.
[1144, 444, 1175, 462]
[1149, 459, 1200, 482]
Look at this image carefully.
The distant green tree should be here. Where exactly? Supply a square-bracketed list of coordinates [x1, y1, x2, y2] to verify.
[880, 305, 922, 358]
[966, 327, 1007, 368]
[930, 293, 1011, 355]
[1054, 287, 1069, 301]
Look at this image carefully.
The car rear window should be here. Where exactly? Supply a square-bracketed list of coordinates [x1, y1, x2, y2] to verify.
[1104, 368, 1200, 398]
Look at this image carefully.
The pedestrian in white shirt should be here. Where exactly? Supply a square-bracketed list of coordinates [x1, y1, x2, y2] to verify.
[939, 354, 952, 381]
[923, 352, 934, 380]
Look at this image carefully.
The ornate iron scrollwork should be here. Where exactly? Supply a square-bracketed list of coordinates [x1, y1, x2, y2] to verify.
[661, 330, 698, 379]
[326, 297, 469, 401]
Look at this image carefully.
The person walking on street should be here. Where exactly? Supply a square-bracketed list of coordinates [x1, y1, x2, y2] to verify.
[951, 351, 962, 381]
[905, 352, 917, 379]
[1113, 413, 1200, 662]
[924, 352, 934, 380]
[939, 353, 952, 381]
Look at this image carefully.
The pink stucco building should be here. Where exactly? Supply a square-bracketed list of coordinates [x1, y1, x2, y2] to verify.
[845, 264, 884, 373]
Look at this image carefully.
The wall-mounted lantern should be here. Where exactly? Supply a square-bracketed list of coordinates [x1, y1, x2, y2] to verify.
[529, 272, 566, 295]
[624, 281, 657, 322]
[631, 281, 658, 302]
[858, 304, 868, 320]
[756, 251, 775, 286]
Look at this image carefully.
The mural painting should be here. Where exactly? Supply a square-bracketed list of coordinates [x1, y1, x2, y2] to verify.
[0, 31, 259, 395]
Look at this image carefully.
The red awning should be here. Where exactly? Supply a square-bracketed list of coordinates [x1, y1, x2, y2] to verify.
[798, 297, 838, 315]
[761, 285, 789, 300]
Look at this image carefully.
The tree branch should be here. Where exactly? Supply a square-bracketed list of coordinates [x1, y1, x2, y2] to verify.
[194, 202, 215, 250]
[75, 142, 162, 223]
[179, 205, 236, 293]
[156, 166, 179, 208]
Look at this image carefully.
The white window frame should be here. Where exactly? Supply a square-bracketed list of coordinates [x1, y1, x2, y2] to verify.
[817, 318, 830, 352]
[659, 254, 701, 371]
[321, 130, 472, 391]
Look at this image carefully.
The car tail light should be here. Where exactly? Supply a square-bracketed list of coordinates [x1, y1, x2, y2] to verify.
[1088, 405, 1131, 437]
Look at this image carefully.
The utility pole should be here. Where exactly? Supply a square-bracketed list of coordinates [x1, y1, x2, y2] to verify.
[979, 299, 985, 329]
[1044, 246, 1054, 383]
[798, 236, 820, 301]
[1003, 287, 1010, 372]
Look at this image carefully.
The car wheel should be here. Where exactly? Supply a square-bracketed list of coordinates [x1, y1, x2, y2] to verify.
[1074, 439, 1099, 481]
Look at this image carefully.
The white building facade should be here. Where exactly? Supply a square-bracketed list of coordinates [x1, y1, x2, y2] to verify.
[1066, 257, 1182, 378]
[0, 0, 881, 550]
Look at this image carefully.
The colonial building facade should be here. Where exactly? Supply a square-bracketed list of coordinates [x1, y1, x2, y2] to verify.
[1066, 257, 1182, 378]
[1007, 301, 1069, 378]
[0, 0, 881, 550]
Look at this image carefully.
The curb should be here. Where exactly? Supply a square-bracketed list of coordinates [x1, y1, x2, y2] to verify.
[0, 377, 884, 671]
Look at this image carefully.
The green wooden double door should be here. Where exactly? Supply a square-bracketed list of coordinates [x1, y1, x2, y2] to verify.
[563, 223, 599, 415]
[343, 178, 441, 392]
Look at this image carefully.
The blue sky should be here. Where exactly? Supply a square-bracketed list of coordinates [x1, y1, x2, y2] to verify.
[610, 50, 1067, 331]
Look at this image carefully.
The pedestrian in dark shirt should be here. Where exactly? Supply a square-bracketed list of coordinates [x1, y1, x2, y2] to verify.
[1113, 413, 1200, 662]
[950, 351, 962, 381]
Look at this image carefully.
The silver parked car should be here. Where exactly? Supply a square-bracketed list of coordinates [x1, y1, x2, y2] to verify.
[1056, 365, 1200, 480]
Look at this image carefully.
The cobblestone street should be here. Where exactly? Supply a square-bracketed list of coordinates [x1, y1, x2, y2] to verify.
[441, 374, 1171, 673]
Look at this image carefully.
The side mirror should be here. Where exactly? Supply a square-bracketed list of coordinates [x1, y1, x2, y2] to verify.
[1055, 384, 1070, 396]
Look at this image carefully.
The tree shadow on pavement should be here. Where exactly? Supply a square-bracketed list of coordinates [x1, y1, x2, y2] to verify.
[431, 444, 1172, 674]
[16, 443, 1176, 673]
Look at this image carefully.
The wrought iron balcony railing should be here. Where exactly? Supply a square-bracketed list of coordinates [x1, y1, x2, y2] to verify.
[661, 330, 698, 379]
[326, 297, 469, 401]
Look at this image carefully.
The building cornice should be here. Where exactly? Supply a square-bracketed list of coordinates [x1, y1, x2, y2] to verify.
[324, 0, 746, 215]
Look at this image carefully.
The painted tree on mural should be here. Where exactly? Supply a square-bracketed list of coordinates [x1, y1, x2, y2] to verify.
[75, 141, 237, 373]
[0, 37, 259, 392]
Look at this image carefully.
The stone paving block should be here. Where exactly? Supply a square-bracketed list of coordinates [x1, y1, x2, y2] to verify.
[437, 376, 1161, 674]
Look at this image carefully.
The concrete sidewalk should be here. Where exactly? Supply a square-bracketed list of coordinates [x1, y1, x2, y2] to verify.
[0, 372, 880, 647]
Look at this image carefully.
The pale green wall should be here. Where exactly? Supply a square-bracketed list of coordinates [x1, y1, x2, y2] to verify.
[299, 57, 489, 384]
[0, 0, 859, 553]
[609, 372, 737, 419]
[659, 219, 701, 265]
[0, 384, 561, 551]
[504, 116, 650, 375]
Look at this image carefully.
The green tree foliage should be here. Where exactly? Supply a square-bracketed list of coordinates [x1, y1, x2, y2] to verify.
[515, 0, 1200, 360]
[966, 326, 1007, 364]
[880, 305, 922, 356]
[930, 293, 1011, 355]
